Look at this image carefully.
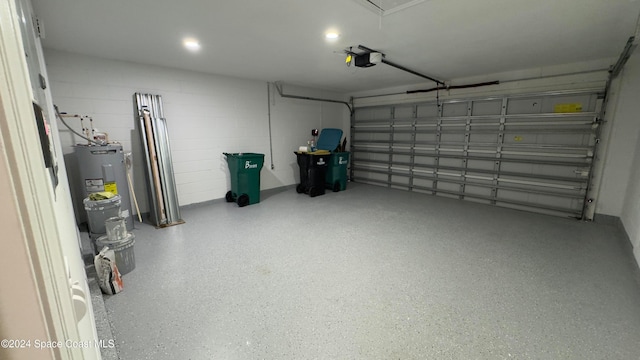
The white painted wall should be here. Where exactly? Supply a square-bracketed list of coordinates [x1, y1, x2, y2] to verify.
[44, 49, 349, 216]
[597, 52, 640, 218]
[623, 132, 640, 264]
[605, 51, 640, 266]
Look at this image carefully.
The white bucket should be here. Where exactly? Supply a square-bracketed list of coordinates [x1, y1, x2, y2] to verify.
[105, 216, 127, 241]
[96, 233, 135, 275]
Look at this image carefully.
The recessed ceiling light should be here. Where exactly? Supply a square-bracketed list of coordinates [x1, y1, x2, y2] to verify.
[183, 38, 201, 52]
[325, 32, 340, 40]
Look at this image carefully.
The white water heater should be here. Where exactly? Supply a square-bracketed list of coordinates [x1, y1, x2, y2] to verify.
[74, 144, 133, 231]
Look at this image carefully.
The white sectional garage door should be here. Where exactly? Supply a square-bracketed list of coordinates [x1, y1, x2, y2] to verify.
[351, 90, 604, 218]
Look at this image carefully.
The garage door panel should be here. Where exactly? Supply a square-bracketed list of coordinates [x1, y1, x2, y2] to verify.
[464, 185, 493, 198]
[496, 189, 531, 203]
[416, 104, 438, 117]
[441, 133, 465, 143]
[392, 154, 412, 164]
[353, 169, 388, 184]
[527, 193, 580, 210]
[391, 174, 410, 186]
[393, 106, 414, 119]
[507, 97, 544, 114]
[355, 152, 389, 164]
[544, 94, 597, 113]
[435, 181, 461, 193]
[530, 164, 585, 179]
[438, 157, 464, 168]
[442, 102, 468, 117]
[414, 156, 436, 167]
[472, 100, 502, 115]
[469, 133, 499, 143]
[466, 197, 492, 205]
[355, 108, 392, 121]
[467, 159, 496, 171]
[499, 162, 537, 174]
[351, 90, 601, 219]
[412, 177, 435, 189]
[502, 133, 588, 146]
[393, 133, 413, 143]
[415, 133, 437, 143]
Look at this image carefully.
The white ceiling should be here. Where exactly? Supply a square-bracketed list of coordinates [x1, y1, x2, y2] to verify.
[31, 0, 640, 93]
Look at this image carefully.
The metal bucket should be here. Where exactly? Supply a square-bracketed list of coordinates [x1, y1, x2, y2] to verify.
[84, 195, 121, 235]
[96, 233, 136, 275]
[105, 216, 127, 241]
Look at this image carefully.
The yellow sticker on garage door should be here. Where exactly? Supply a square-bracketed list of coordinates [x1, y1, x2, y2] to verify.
[514, 136, 523, 141]
[554, 103, 582, 113]
[104, 182, 118, 195]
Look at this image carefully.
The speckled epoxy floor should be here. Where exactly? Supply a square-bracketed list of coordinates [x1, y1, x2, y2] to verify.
[102, 183, 640, 359]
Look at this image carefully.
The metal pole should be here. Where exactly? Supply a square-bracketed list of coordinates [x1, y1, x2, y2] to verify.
[267, 83, 275, 170]
[381, 58, 445, 85]
[274, 82, 353, 114]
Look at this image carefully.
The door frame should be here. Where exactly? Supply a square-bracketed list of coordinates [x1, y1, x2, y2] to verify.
[0, 1, 84, 359]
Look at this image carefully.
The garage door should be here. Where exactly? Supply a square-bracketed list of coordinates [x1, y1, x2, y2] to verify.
[351, 90, 604, 218]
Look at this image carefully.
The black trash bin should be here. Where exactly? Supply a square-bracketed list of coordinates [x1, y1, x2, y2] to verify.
[294, 128, 343, 197]
[294, 151, 330, 197]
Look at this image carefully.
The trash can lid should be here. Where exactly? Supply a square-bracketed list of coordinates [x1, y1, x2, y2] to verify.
[223, 152, 265, 159]
[317, 128, 343, 151]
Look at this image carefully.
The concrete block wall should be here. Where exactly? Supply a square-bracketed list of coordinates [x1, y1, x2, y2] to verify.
[44, 49, 349, 218]
[596, 53, 640, 218]
[624, 134, 640, 264]
[608, 52, 640, 265]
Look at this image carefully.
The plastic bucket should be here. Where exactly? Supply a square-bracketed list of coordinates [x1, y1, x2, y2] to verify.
[105, 216, 127, 241]
[96, 233, 136, 275]
[84, 195, 121, 235]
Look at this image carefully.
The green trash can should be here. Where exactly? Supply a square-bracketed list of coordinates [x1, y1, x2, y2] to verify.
[326, 152, 350, 192]
[223, 153, 264, 207]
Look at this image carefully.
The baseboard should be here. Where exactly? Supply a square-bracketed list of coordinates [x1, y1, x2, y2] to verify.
[592, 213, 621, 226]
[595, 213, 640, 285]
[179, 184, 297, 211]
[130, 185, 298, 220]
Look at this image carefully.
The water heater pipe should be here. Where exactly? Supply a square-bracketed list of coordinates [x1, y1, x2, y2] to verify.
[54, 105, 104, 145]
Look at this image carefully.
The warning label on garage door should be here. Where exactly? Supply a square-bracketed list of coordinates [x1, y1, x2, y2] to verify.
[554, 103, 582, 113]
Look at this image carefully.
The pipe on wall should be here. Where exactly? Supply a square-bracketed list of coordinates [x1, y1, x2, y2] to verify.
[273, 82, 353, 114]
